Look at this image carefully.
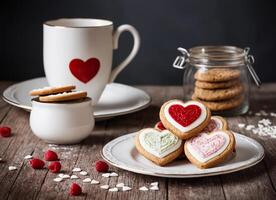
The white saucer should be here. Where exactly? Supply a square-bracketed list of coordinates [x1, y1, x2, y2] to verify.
[102, 132, 264, 178]
[2, 77, 151, 120]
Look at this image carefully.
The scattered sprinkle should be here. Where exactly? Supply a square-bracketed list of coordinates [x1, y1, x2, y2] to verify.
[122, 186, 132, 191]
[109, 172, 118, 177]
[8, 166, 17, 171]
[246, 125, 255, 131]
[238, 123, 245, 128]
[91, 179, 100, 185]
[83, 178, 92, 183]
[102, 173, 110, 178]
[58, 173, 64, 178]
[70, 175, 79, 179]
[62, 174, 70, 179]
[150, 182, 159, 186]
[72, 167, 81, 172]
[100, 185, 109, 190]
[24, 155, 33, 159]
[139, 186, 148, 191]
[79, 171, 88, 176]
[53, 177, 63, 182]
[116, 183, 124, 187]
[109, 187, 119, 192]
[150, 185, 159, 191]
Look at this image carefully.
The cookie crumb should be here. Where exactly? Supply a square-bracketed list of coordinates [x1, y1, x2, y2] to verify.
[8, 166, 17, 171]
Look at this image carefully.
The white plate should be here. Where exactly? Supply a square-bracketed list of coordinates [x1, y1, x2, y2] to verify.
[102, 132, 264, 178]
[2, 77, 151, 120]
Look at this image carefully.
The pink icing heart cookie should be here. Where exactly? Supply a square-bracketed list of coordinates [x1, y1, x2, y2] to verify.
[184, 130, 235, 169]
[160, 100, 211, 140]
[202, 116, 228, 132]
[135, 128, 183, 166]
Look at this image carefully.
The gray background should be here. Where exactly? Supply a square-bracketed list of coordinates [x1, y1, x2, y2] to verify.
[1, 0, 275, 85]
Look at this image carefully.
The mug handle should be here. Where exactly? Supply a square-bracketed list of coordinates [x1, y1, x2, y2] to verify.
[109, 24, 141, 83]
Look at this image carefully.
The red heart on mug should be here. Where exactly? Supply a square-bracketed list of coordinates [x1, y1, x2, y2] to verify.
[168, 104, 201, 127]
[69, 58, 100, 83]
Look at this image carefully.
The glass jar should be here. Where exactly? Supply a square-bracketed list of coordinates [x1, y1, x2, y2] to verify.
[172, 46, 261, 116]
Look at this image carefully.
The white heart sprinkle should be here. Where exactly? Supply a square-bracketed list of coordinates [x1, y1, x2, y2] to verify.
[70, 175, 79, 179]
[109, 172, 118, 177]
[8, 166, 17, 171]
[24, 155, 33, 159]
[91, 179, 100, 184]
[62, 175, 70, 179]
[102, 173, 110, 178]
[150, 182, 159, 186]
[122, 186, 132, 191]
[116, 183, 124, 187]
[72, 167, 81, 172]
[100, 185, 109, 190]
[58, 173, 64, 178]
[139, 186, 148, 191]
[150, 186, 159, 191]
[109, 187, 118, 192]
[80, 171, 88, 176]
[53, 177, 63, 182]
[83, 178, 92, 183]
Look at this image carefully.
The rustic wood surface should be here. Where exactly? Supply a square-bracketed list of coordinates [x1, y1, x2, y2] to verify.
[1, 82, 276, 200]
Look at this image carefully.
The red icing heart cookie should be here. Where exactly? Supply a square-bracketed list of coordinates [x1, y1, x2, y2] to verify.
[202, 116, 228, 132]
[69, 58, 100, 83]
[154, 121, 166, 131]
[160, 100, 211, 139]
[184, 130, 235, 169]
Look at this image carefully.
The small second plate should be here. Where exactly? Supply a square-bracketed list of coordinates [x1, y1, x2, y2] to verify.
[102, 132, 264, 178]
[2, 77, 151, 120]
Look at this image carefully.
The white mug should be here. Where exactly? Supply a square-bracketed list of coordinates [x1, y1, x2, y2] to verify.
[43, 18, 140, 105]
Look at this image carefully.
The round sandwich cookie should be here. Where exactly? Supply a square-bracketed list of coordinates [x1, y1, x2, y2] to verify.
[194, 68, 241, 82]
[135, 128, 183, 166]
[195, 79, 240, 89]
[203, 116, 228, 132]
[192, 94, 244, 111]
[194, 84, 243, 101]
[154, 121, 166, 131]
[30, 85, 76, 96]
[184, 130, 235, 169]
[39, 91, 87, 102]
[159, 100, 211, 140]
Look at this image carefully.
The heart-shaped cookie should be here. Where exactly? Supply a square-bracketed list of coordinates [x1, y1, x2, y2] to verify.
[160, 100, 211, 139]
[202, 116, 228, 133]
[135, 128, 183, 166]
[184, 130, 235, 168]
[69, 58, 100, 83]
[154, 121, 166, 131]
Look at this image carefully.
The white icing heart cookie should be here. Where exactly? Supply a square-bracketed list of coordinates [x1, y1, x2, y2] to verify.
[202, 116, 228, 132]
[160, 100, 211, 139]
[184, 130, 235, 169]
[135, 128, 183, 166]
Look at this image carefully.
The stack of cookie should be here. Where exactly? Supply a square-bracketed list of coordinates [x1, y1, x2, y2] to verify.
[29, 85, 87, 102]
[192, 68, 244, 111]
[135, 99, 236, 169]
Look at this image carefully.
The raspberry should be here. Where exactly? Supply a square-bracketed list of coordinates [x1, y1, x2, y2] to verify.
[48, 161, 61, 173]
[30, 158, 45, 169]
[0, 126, 11, 137]
[44, 150, 58, 161]
[95, 160, 109, 172]
[69, 183, 82, 196]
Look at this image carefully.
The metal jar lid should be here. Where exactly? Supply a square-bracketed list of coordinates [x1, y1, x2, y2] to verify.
[173, 45, 261, 87]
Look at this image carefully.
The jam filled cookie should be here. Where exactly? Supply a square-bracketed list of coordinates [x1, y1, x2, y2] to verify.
[184, 130, 235, 169]
[39, 91, 87, 102]
[159, 100, 211, 140]
[135, 128, 183, 166]
[29, 85, 76, 96]
[194, 68, 241, 82]
[203, 116, 228, 132]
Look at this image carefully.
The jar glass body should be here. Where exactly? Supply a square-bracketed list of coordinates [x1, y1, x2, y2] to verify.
[182, 63, 250, 116]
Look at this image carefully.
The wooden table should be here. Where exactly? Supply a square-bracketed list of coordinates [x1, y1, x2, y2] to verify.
[1, 81, 276, 200]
